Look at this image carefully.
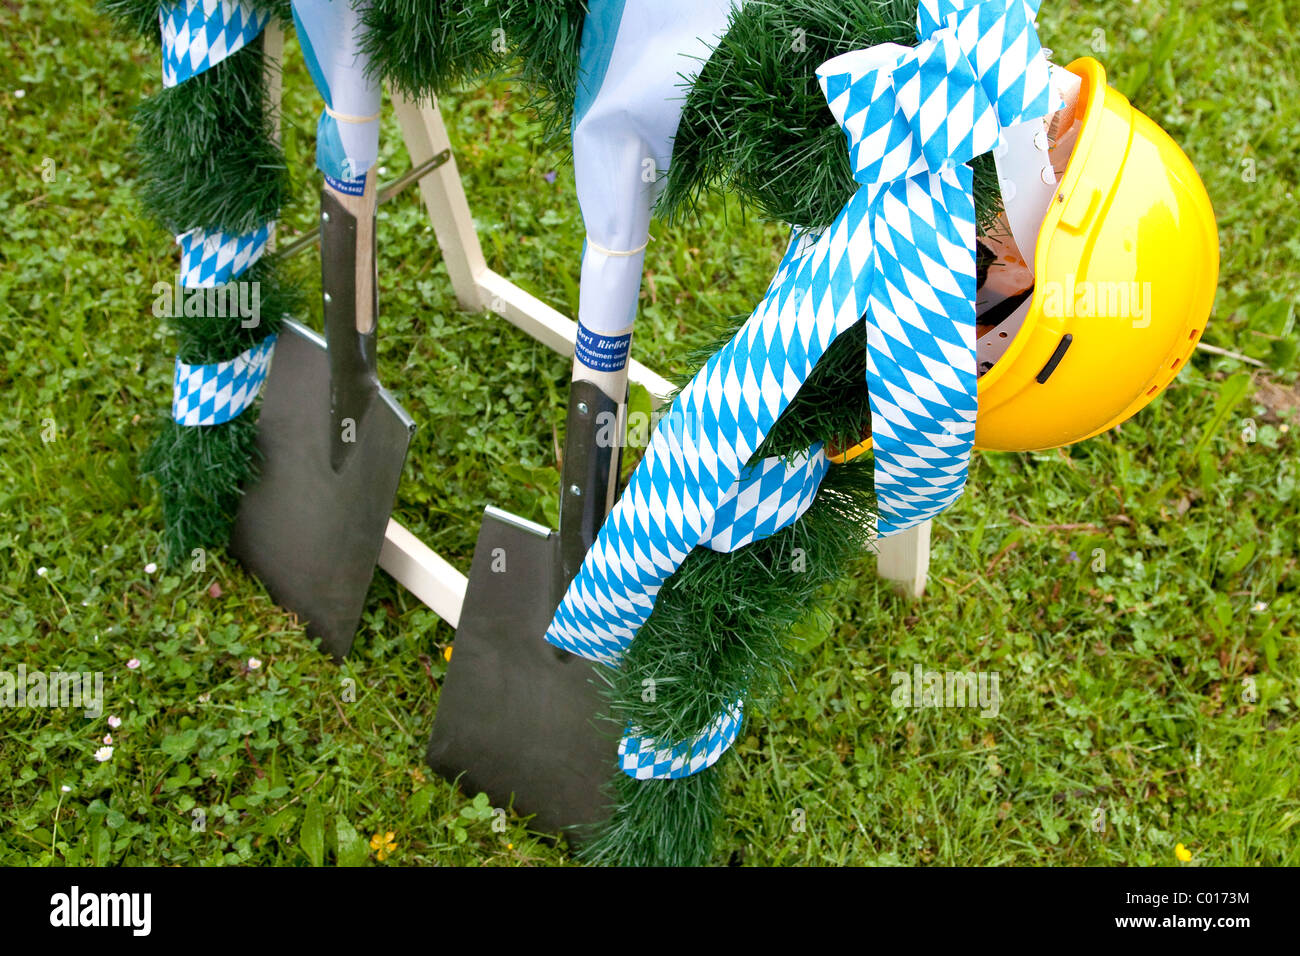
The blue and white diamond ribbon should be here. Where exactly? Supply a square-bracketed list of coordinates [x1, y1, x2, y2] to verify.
[619, 700, 745, 780]
[172, 334, 277, 426]
[701, 447, 830, 553]
[160, 0, 277, 427]
[548, 0, 1060, 778]
[178, 224, 273, 288]
[161, 0, 269, 88]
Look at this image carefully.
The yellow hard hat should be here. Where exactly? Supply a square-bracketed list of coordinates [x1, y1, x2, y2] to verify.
[832, 56, 1218, 462]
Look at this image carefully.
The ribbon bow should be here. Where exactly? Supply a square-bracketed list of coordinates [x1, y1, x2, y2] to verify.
[547, 0, 1061, 779]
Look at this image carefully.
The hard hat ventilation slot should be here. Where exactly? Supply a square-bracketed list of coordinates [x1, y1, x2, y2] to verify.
[1035, 334, 1074, 384]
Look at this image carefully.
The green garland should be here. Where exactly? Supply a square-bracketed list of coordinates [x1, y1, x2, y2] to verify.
[133, 43, 291, 237]
[576, 315, 877, 866]
[100, 1, 301, 565]
[359, 0, 587, 146]
[581, 457, 878, 866]
[140, 260, 302, 559]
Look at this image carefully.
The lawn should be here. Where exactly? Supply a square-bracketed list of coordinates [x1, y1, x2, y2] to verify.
[0, 0, 1297, 866]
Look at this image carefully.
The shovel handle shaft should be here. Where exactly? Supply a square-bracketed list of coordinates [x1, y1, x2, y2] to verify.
[324, 170, 378, 335]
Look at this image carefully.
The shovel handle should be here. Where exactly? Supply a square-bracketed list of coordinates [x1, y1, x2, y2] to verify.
[324, 170, 377, 335]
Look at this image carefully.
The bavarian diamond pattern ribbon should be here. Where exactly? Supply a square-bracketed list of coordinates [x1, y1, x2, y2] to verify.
[547, 0, 1059, 779]
[161, 0, 276, 426]
[702, 448, 830, 553]
[619, 701, 745, 780]
[178, 224, 273, 288]
[172, 334, 277, 426]
[161, 0, 269, 88]
[849, 0, 1059, 534]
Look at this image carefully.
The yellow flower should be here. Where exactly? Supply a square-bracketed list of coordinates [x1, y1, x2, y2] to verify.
[370, 831, 397, 861]
[1175, 842, 1192, 862]
[443, 646, 453, 662]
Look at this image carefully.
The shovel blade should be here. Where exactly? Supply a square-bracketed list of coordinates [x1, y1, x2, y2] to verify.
[428, 507, 614, 836]
[230, 320, 414, 659]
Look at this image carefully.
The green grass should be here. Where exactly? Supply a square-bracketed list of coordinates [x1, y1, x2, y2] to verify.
[1, 0, 1297, 865]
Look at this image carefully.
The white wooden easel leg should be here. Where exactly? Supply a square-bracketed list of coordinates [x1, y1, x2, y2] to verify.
[390, 92, 487, 311]
[263, 24, 283, 147]
[378, 519, 469, 627]
[875, 520, 931, 599]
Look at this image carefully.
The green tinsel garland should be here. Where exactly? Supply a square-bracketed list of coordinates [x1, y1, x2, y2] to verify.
[140, 260, 302, 559]
[101, 1, 300, 565]
[572, 311, 877, 866]
[133, 41, 291, 237]
[359, 0, 587, 146]
[588, 318, 872, 755]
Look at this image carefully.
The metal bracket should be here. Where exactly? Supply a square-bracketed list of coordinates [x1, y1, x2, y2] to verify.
[558, 380, 622, 583]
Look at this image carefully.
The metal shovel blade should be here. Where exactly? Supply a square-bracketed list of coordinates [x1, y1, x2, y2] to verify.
[427, 506, 616, 836]
[229, 319, 414, 659]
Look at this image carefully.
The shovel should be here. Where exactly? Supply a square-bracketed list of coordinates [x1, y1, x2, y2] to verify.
[426, 367, 625, 836]
[230, 170, 415, 659]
